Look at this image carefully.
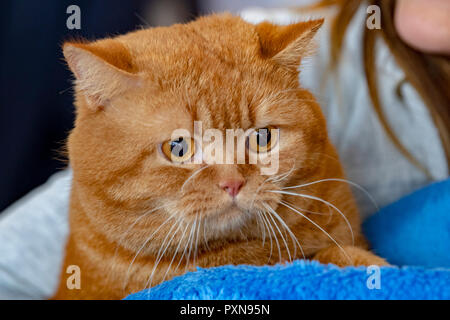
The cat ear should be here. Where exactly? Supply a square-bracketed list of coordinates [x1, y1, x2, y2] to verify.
[256, 19, 324, 70]
[63, 40, 141, 109]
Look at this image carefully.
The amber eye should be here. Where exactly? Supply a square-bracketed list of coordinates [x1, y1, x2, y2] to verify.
[161, 137, 195, 163]
[247, 126, 279, 153]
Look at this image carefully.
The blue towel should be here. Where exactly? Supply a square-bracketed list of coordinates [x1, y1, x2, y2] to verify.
[125, 261, 450, 300]
[126, 179, 450, 300]
[363, 179, 450, 268]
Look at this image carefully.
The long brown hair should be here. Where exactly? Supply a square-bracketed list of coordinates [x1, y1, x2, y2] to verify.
[314, 0, 450, 175]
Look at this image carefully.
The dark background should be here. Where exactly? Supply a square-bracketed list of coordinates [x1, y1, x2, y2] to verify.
[0, 0, 199, 212]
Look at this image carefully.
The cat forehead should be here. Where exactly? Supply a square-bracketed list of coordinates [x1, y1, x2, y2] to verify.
[122, 84, 303, 141]
[92, 14, 317, 134]
[116, 15, 261, 69]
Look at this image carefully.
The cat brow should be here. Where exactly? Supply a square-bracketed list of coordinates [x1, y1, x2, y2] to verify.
[252, 91, 308, 127]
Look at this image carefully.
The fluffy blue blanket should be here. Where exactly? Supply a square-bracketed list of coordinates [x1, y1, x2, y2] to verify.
[126, 261, 450, 300]
[126, 179, 450, 300]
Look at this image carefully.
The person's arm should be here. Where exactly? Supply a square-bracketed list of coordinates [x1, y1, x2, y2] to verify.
[0, 170, 71, 299]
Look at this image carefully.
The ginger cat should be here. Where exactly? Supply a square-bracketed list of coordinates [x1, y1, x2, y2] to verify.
[54, 13, 386, 300]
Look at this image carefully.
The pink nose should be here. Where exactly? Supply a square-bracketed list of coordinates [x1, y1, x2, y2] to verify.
[219, 179, 244, 198]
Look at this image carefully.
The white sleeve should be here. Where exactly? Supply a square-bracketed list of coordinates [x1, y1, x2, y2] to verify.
[0, 169, 71, 299]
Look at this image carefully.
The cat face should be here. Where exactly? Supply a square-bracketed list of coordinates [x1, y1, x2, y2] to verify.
[65, 14, 326, 255]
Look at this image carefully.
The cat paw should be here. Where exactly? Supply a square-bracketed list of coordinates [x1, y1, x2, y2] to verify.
[313, 245, 389, 267]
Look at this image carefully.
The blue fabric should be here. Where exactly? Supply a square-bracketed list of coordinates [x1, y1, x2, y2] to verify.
[363, 179, 450, 268]
[126, 179, 450, 300]
[125, 261, 450, 300]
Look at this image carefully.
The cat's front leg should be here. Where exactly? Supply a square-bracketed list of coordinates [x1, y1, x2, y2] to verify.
[196, 240, 295, 268]
[312, 245, 388, 267]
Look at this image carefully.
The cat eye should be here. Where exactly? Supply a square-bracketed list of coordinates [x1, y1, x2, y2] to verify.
[247, 126, 279, 153]
[161, 137, 196, 163]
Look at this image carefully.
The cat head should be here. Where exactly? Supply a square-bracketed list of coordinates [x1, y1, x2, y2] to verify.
[64, 13, 327, 255]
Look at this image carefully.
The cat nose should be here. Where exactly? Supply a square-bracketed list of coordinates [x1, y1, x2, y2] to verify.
[219, 179, 244, 198]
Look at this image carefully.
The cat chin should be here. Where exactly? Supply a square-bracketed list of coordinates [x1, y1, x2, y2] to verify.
[199, 204, 244, 227]
[203, 197, 279, 228]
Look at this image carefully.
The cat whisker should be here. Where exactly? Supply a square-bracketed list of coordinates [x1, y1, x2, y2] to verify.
[174, 217, 196, 273]
[146, 217, 184, 289]
[280, 201, 352, 264]
[280, 202, 332, 216]
[260, 210, 282, 263]
[263, 203, 305, 260]
[160, 221, 190, 284]
[113, 205, 166, 293]
[193, 212, 202, 266]
[267, 161, 296, 184]
[257, 210, 273, 262]
[122, 211, 176, 291]
[253, 210, 266, 247]
[262, 203, 293, 262]
[250, 176, 272, 211]
[282, 178, 379, 211]
[183, 213, 198, 272]
[202, 216, 210, 251]
[250, 161, 296, 211]
[134, 12, 151, 27]
[113, 204, 166, 262]
[180, 165, 210, 193]
[185, 216, 197, 271]
[268, 190, 355, 245]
